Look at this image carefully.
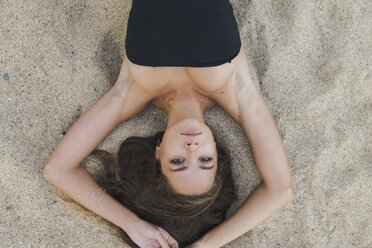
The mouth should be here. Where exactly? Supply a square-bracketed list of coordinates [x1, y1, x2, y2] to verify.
[181, 131, 202, 136]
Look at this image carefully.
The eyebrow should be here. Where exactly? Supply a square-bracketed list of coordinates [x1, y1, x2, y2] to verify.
[169, 165, 215, 172]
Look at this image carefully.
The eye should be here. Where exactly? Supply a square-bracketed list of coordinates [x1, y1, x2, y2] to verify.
[200, 157, 213, 163]
[170, 159, 185, 165]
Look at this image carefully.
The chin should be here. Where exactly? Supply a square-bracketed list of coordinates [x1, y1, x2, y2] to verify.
[182, 118, 207, 129]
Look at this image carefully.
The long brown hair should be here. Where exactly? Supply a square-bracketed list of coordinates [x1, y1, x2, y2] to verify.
[86, 131, 236, 247]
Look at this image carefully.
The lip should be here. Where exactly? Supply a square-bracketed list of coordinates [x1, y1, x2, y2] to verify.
[181, 131, 202, 136]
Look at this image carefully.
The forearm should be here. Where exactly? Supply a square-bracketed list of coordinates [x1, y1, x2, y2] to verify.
[44, 165, 139, 232]
[200, 184, 294, 248]
[197, 72, 295, 247]
[43, 80, 143, 232]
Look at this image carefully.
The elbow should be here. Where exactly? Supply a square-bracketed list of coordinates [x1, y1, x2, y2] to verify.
[277, 188, 295, 207]
[279, 183, 295, 201]
[269, 185, 295, 204]
[287, 181, 295, 201]
[42, 163, 55, 181]
[282, 186, 295, 203]
[266, 183, 295, 202]
[287, 188, 295, 202]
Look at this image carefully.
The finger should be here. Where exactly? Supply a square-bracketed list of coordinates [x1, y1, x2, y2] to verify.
[146, 240, 161, 248]
[158, 227, 179, 248]
[155, 230, 170, 248]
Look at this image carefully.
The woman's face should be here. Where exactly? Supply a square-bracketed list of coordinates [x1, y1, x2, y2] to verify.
[155, 118, 217, 195]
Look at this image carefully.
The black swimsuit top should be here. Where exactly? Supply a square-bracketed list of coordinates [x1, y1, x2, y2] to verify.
[125, 0, 241, 67]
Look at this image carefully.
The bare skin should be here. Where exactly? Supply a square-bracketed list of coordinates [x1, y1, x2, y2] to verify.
[43, 43, 294, 247]
[123, 45, 245, 195]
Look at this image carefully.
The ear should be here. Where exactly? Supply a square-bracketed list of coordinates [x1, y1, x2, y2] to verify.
[155, 146, 160, 160]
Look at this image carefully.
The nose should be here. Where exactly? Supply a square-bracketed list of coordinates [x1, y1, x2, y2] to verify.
[184, 141, 199, 150]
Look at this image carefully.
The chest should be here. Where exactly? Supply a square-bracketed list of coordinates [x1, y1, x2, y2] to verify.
[125, 55, 238, 96]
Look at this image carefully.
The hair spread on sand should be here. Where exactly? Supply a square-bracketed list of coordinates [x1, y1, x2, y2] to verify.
[54, 131, 237, 247]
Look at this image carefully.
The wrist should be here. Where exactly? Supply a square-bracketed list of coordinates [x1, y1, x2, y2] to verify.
[119, 209, 141, 233]
[197, 234, 215, 248]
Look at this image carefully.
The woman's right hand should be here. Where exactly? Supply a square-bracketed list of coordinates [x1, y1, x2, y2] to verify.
[126, 218, 179, 248]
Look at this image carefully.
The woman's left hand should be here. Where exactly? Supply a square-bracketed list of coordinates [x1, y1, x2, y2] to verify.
[126, 218, 179, 248]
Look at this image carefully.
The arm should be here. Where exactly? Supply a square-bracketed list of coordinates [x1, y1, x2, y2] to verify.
[197, 63, 295, 248]
[43, 60, 153, 233]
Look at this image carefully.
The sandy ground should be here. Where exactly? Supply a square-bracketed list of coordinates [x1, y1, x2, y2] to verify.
[1, 0, 371, 247]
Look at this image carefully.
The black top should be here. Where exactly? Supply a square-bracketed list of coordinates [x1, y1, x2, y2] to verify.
[125, 0, 241, 67]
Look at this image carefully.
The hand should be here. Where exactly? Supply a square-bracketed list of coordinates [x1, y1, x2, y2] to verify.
[126, 219, 179, 248]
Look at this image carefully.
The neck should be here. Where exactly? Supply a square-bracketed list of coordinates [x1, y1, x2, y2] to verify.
[165, 90, 207, 128]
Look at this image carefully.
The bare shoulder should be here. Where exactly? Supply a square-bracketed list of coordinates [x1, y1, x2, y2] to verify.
[210, 45, 260, 123]
[120, 44, 259, 122]
[113, 57, 155, 121]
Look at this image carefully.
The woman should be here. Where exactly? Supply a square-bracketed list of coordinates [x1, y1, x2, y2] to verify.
[43, 0, 295, 247]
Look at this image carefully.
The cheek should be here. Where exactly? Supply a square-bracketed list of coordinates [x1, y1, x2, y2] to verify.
[160, 164, 166, 176]
[162, 140, 183, 157]
[159, 157, 169, 176]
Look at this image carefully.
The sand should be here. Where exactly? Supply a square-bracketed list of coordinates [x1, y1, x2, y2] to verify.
[0, 0, 371, 247]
